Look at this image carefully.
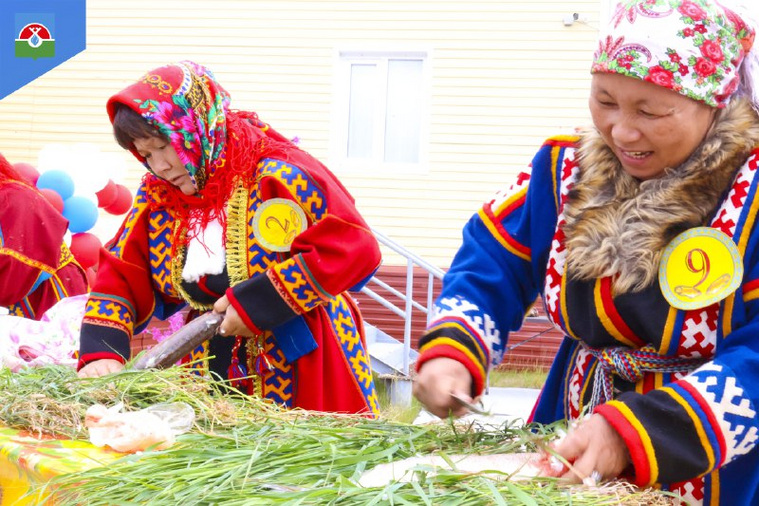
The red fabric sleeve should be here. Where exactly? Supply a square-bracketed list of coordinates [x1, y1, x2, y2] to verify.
[0, 182, 70, 306]
[258, 155, 381, 297]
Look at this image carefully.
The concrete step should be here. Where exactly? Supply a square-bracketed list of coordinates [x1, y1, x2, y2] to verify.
[365, 323, 418, 377]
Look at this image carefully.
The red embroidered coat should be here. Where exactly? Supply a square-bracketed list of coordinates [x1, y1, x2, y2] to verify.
[0, 181, 88, 319]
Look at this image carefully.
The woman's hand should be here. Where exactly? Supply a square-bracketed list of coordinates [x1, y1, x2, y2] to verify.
[413, 357, 474, 418]
[213, 294, 257, 337]
[551, 413, 631, 484]
[77, 359, 125, 378]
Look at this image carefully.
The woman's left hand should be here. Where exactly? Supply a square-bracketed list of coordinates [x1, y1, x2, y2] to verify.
[213, 294, 257, 337]
[551, 413, 631, 484]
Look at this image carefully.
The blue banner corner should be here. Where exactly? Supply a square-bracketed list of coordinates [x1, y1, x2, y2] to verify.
[1, 0, 87, 100]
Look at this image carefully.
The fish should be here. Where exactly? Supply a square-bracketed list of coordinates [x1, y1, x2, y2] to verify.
[132, 312, 224, 370]
[358, 451, 562, 487]
[674, 285, 702, 299]
[706, 273, 732, 295]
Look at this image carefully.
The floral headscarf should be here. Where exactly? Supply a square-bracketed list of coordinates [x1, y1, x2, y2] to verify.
[591, 0, 756, 107]
[107, 61, 233, 192]
[106, 61, 294, 240]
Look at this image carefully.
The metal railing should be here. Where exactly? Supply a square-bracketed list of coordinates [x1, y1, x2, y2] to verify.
[360, 228, 445, 376]
[360, 228, 558, 378]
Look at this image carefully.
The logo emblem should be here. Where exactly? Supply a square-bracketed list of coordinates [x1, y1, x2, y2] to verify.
[252, 198, 308, 252]
[659, 227, 742, 310]
[15, 20, 56, 59]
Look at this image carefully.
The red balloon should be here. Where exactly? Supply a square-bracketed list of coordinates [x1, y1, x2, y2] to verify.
[39, 188, 64, 213]
[13, 162, 39, 185]
[86, 266, 98, 289]
[95, 179, 117, 208]
[104, 184, 133, 215]
[70, 232, 102, 269]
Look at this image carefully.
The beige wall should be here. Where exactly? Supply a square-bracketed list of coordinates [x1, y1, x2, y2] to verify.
[0, 0, 602, 266]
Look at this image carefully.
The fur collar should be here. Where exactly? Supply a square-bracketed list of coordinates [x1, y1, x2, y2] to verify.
[563, 98, 759, 295]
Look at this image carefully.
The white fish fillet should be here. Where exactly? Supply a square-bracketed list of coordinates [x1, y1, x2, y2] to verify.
[359, 451, 552, 488]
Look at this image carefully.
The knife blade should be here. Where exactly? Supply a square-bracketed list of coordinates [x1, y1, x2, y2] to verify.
[450, 393, 491, 416]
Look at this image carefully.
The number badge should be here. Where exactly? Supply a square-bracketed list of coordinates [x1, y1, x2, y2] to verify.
[252, 198, 308, 252]
[659, 227, 743, 310]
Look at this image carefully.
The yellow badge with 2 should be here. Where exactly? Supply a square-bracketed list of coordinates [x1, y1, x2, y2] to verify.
[659, 227, 743, 310]
[252, 198, 308, 252]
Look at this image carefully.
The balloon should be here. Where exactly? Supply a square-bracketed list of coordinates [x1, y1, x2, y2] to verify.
[101, 151, 128, 182]
[37, 170, 75, 201]
[86, 266, 98, 289]
[63, 195, 99, 233]
[39, 188, 64, 213]
[13, 162, 39, 184]
[95, 179, 117, 208]
[104, 184, 133, 215]
[69, 144, 112, 196]
[69, 232, 102, 269]
[37, 144, 73, 173]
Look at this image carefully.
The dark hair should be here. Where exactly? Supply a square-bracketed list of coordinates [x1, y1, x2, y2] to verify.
[112, 105, 166, 151]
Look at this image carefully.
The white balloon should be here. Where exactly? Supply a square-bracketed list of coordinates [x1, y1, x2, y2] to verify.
[63, 229, 72, 248]
[73, 148, 112, 195]
[37, 144, 73, 173]
[100, 151, 130, 184]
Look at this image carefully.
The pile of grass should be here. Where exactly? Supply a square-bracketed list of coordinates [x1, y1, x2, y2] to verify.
[0, 364, 250, 438]
[0, 366, 677, 505]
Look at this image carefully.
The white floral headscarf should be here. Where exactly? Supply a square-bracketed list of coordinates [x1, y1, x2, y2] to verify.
[592, 0, 756, 107]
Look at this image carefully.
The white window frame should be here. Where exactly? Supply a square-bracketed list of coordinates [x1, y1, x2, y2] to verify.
[331, 48, 430, 174]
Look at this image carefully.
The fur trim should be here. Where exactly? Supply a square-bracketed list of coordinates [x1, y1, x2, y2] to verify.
[563, 98, 759, 294]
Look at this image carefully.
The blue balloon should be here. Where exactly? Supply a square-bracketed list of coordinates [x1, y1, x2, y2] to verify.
[62, 196, 98, 233]
[37, 170, 75, 201]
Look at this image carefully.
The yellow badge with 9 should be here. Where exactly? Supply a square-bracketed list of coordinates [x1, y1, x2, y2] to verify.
[252, 198, 308, 252]
[659, 227, 743, 310]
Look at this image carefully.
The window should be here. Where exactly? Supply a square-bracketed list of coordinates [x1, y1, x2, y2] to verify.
[334, 50, 428, 171]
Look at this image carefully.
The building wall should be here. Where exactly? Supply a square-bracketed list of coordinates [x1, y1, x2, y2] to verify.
[0, 0, 603, 266]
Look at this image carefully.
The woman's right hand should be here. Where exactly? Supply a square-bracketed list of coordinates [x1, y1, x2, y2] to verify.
[77, 359, 125, 378]
[413, 357, 474, 418]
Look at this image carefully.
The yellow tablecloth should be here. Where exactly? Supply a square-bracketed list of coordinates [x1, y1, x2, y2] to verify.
[0, 426, 118, 505]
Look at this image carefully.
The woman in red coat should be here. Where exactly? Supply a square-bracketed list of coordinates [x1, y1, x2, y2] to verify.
[0, 153, 88, 319]
[76, 61, 382, 417]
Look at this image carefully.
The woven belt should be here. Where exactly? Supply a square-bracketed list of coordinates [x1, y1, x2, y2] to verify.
[584, 344, 706, 411]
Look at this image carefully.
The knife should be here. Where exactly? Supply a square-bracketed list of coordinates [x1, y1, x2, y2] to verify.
[450, 393, 491, 416]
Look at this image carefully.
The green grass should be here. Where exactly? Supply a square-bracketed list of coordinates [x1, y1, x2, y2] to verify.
[488, 366, 548, 389]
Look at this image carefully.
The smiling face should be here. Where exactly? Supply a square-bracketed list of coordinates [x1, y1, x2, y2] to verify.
[133, 136, 196, 195]
[589, 73, 718, 181]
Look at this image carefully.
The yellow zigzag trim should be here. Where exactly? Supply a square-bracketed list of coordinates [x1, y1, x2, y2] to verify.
[226, 183, 252, 287]
[0, 247, 56, 274]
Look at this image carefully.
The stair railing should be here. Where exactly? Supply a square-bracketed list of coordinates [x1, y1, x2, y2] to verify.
[360, 228, 445, 376]
[361, 228, 556, 381]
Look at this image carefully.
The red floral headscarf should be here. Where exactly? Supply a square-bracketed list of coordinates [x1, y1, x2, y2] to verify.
[106, 61, 294, 240]
[592, 0, 756, 107]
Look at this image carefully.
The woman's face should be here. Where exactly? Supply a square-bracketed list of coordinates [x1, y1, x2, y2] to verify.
[133, 136, 196, 195]
[589, 73, 718, 181]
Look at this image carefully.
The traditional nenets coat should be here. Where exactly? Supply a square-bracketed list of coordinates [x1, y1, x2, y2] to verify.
[0, 154, 88, 319]
[78, 62, 382, 417]
[417, 98, 759, 504]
